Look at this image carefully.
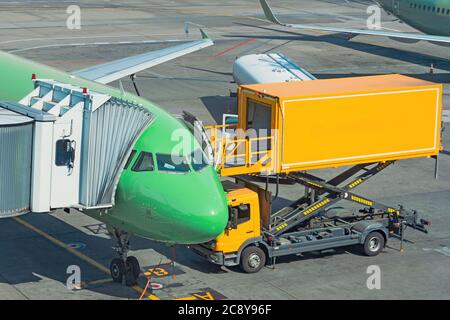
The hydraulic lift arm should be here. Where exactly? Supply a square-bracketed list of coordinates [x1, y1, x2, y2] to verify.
[267, 161, 430, 236]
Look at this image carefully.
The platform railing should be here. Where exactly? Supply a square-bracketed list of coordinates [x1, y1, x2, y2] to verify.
[205, 124, 273, 175]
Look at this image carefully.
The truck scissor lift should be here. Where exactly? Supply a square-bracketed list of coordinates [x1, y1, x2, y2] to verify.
[188, 74, 441, 273]
[256, 160, 428, 270]
[191, 161, 429, 273]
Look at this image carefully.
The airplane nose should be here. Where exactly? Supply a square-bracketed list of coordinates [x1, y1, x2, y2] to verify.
[186, 202, 229, 243]
[156, 171, 229, 244]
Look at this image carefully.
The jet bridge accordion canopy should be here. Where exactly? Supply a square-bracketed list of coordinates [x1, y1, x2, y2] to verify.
[0, 109, 34, 217]
[0, 79, 154, 217]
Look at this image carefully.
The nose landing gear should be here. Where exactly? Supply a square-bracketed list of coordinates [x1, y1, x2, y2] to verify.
[110, 229, 141, 286]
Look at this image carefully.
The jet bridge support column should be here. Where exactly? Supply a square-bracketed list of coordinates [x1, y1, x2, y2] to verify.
[31, 122, 54, 212]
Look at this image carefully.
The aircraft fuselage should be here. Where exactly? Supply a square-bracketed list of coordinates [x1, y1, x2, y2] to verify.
[379, 0, 450, 36]
[0, 51, 229, 245]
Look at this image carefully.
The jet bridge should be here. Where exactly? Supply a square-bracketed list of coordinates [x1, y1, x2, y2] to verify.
[0, 79, 154, 218]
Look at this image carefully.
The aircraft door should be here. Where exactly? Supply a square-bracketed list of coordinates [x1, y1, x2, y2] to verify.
[245, 98, 272, 162]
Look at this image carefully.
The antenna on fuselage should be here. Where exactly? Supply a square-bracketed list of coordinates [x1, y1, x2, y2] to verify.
[119, 80, 125, 96]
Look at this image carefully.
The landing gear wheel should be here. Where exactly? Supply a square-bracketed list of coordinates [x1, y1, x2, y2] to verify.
[240, 246, 266, 273]
[110, 258, 125, 283]
[111, 229, 139, 286]
[124, 263, 137, 287]
[127, 256, 141, 279]
[363, 232, 385, 256]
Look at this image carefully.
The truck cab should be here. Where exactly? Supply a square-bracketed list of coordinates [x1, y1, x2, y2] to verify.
[190, 180, 270, 272]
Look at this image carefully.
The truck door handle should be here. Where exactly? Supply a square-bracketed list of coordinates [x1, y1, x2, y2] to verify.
[246, 231, 253, 234]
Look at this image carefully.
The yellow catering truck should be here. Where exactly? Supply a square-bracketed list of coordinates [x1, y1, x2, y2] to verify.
[189, 74, 440, 273]
[207, 74, 442, 176]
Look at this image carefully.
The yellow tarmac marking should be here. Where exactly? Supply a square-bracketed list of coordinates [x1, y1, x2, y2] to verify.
[175, 291, 216, 300]
[87, 278, 113, 286]
[13, 217, 159, 300]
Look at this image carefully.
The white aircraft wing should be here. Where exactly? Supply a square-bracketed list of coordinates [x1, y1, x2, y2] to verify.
[443, 110, 450, 123]
[72, 29, 213, 84]
[259, 0, 450, 44]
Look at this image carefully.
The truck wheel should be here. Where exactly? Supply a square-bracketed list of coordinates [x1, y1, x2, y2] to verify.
[240, 246, 266, 273]
[363, 232, 385, 256]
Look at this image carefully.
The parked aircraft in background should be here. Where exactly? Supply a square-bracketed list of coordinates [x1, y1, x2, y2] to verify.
[259, 0, 450, 44]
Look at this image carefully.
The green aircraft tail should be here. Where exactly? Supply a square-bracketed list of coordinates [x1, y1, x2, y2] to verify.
[259, 0, 282, 25]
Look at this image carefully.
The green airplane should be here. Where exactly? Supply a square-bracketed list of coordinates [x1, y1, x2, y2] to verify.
[379, 0, 450, 37]
[260, 0, 450, 44]
[0, 31, 228, 285]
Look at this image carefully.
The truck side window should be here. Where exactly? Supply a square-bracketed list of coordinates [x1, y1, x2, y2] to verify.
[228, 204, 251, 229]
[124, 150, 137, 169]
[237, 204, 250, 224]
[132, 152, 154, 172]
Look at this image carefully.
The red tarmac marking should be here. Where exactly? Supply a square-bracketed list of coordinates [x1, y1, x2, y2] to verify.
[214, 38, 257, 57]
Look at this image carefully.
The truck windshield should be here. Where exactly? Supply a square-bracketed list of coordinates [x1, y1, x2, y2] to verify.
[156, 154, 190, 173]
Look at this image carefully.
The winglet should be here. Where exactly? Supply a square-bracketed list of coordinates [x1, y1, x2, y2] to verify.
[259, 0, 283, 25]
[200, 28, 210, 40]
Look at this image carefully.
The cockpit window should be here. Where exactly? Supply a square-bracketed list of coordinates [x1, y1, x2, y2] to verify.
[132, 152, 154, 172]
[156, 154, 190, 173]
[190, 149, 210, 171]
[124, 150, 137, 169]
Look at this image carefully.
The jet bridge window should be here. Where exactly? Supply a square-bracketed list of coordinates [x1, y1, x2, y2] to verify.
[55, 139, 75, 167]
[156, 154, 190, 173]
[132, 152, 154, 172]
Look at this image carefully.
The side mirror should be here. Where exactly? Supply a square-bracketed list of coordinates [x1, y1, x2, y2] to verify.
[227, 207, 239, 229]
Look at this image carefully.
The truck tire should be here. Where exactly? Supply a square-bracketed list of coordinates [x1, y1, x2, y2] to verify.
[240, 246, 266, 273]
[363, 232, 385, 256]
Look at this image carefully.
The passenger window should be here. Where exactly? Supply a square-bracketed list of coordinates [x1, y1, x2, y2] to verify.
[156, 154, 190, 173]
[124, 150, 137, 169]
[132, 152, 154, 172]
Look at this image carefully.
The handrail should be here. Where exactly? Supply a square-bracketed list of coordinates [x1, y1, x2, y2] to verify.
[204, 123, 274, 174]
[220, 135, 273, 169]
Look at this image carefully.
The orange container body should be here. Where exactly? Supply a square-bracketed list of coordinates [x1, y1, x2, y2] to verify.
[239, 74, 442, 173]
